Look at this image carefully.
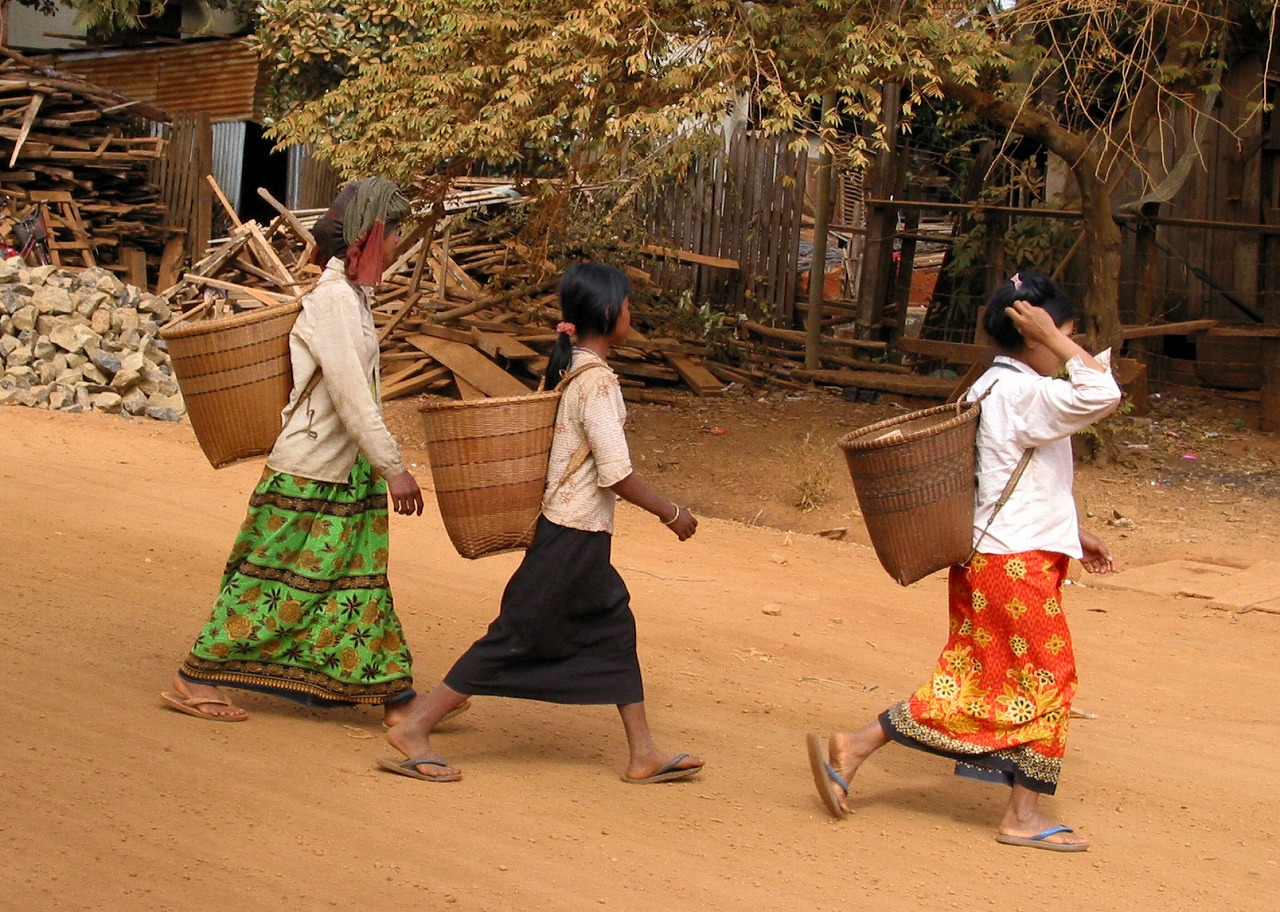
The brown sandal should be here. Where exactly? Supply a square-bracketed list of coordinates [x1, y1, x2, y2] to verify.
[160, 690, 248, 722]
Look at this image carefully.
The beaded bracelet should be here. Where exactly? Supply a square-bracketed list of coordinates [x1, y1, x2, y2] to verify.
[662, 505, 682, 525]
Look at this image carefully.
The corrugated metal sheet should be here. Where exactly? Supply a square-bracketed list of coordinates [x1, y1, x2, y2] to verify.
[212, 121, 247, 213]
[43, 39, 262, 124]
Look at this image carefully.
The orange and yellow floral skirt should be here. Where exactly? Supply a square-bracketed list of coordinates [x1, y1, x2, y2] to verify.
[881, 550, 1076, 794]
[180, 457, 414, 705]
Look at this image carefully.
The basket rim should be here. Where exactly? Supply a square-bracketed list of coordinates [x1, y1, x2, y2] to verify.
[418, 388, 559, 413]
[160, 299, 302, 341]
[838, 399, 979, 452]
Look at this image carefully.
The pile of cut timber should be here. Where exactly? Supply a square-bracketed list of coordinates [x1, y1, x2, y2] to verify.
[162, 178, 728, 403]
[0, 46, 175, 284]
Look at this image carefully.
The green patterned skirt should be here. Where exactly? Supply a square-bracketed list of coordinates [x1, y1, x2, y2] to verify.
[180, 457, 414, 705]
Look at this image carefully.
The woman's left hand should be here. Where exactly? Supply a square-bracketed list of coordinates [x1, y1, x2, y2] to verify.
[1078, 528, 1116, 574]
[388, 470, 424, 516]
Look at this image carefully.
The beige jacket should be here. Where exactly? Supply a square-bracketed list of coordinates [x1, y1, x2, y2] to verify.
[266, 259, 407, 483]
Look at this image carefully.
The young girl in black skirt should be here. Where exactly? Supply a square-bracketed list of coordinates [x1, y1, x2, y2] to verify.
[379, 262, 705, 784]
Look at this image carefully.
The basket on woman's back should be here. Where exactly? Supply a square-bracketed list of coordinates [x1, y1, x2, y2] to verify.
[160, 300, 300, 469]
[838, 399, 980, 586]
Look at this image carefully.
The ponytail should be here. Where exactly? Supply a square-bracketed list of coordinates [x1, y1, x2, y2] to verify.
[545, 332, 574, 389]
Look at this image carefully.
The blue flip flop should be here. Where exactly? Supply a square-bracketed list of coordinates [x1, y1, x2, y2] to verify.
[806, 732, 848, 819]
[377, 756, 462, 782]
[622, 753, 703, 784]
[995, 825, 1089, 852]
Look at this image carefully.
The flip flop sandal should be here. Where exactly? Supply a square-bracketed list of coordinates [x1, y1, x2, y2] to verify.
[377, 757, 462, 782]
[160, 691, 248, 722]
[621, 753, 703, 784]
[806, 732, 848, 819]
[995, 825, 1089, 852]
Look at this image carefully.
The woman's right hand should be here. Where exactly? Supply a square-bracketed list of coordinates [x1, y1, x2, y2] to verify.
[387, 470, 424, 516]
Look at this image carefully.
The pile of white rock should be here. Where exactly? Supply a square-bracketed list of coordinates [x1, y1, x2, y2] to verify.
[0, 257, 185, 420]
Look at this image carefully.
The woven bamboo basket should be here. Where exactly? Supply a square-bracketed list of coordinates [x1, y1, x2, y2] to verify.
[838, 399, 980, 586]
[160, 301, 300, 469]
[420, 389, 562, 559]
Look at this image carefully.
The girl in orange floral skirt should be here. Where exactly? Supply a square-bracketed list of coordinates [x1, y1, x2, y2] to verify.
[807, 270, 1121, 852]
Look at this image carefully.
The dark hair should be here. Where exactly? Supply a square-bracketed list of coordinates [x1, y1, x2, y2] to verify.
[981, 268, 1076, 351]
[544, 262, 631, 387]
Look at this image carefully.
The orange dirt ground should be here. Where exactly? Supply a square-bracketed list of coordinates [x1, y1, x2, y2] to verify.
[1, 386, 1277, 912]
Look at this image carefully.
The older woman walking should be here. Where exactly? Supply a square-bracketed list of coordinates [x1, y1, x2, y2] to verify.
[162, 177, 450, 729]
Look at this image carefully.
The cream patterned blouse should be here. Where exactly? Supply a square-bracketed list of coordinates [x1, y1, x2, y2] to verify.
[541, 349, 633, 533]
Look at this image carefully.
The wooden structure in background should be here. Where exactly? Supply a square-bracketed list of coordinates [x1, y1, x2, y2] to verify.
[0, 46, 178, 285]
[634, 127, 808, 322]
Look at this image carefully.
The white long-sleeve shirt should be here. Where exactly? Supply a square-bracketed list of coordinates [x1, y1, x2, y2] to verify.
[266, 259, 407, 483]
[965, 350, 1121, 557]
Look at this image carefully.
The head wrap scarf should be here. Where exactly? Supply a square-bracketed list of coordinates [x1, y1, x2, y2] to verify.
[310, 177, 412, 287]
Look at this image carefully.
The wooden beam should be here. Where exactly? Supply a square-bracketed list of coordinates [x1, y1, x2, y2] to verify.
[1121, 319, 1219, 340]
[403, 334, 532, 397]
[636, 244, 740, 270]
[785, 367, 956, 398]
[206, 174, 242, 228]
[7, 92, 42, 167]
[896, 336, 987, 364]
[380, 365, 452, 401]
[1203, 325, 1280, 338]
[256, 186, 315, 243]
[662, 352, 725, 395]
[742, 320, 887, 351]
[472, 330, 541, 361]
[181, 273, 295, 308]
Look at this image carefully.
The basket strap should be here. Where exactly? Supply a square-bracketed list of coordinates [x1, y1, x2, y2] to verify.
[553, 359, 608, 390]
[281, 368, 325, 436]
[967, 447, 1034, 563]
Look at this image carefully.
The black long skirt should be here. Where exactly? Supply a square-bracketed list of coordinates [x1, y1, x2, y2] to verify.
[443, 516, 644, 704]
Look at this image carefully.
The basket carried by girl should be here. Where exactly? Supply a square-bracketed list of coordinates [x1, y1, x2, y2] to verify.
[418, 388, 563, 559]
[838, 399, 981, 585]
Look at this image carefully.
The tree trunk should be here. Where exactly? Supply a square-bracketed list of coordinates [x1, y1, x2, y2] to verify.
[943, 84, 1123, 353]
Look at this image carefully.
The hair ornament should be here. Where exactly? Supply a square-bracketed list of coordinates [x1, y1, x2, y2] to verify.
[556, 321, 576, 336]
[1010, 272, 1022, 290]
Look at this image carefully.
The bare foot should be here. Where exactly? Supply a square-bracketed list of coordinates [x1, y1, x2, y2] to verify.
[163, 675, 247, 722]
[384, 723, 460, 780]
[623, 751, 704, 783]
[383, 695, 470, 729]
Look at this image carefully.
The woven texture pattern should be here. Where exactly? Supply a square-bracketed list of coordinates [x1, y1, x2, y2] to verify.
[420, 390, 561, 559]
[161, 302, 300, 468]
[839, 400, 980, 586]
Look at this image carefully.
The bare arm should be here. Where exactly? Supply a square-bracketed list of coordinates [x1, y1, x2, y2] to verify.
[610, 473, 697, 541]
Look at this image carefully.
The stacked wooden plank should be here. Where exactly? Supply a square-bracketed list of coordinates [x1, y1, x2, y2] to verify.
[0, 46, 176, 285]
[162, 179, 730, 402]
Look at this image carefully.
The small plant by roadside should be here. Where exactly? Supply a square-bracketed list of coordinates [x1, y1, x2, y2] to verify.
[777, 431, 833, 512]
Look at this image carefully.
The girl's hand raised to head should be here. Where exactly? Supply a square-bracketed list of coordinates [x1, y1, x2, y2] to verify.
[1004, 299, 1064, 347]
[665, 506, 698, 542]
[387, 469, 424, 517]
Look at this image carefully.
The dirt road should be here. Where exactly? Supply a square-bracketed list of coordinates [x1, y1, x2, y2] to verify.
[1, 406, 1275, 911]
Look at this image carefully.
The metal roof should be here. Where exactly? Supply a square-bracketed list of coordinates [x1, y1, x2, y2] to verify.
[40, 38, 262, 124]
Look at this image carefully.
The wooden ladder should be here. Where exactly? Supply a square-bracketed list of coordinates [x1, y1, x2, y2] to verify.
[25, 190, 96, 268]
